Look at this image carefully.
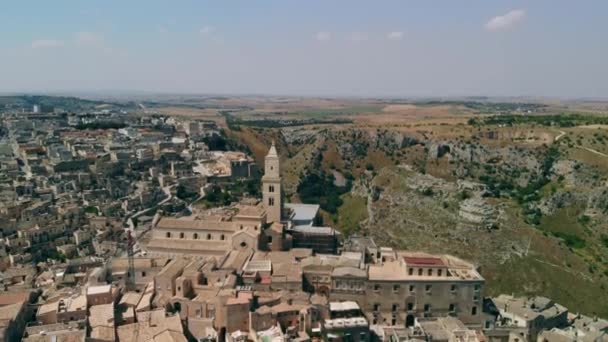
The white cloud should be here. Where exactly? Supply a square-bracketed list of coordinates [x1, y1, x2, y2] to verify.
[485, 9, 526, 31]
[316, 31, 331, 42]
[387, 31, 404, 40]
[348, 32, 369, 42]
[31, 39, 64, 49]
[200, 26, 214, 35]
[75, 31, 103, 45]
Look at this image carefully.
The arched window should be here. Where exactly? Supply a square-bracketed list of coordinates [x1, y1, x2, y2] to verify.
[179, 232, 184, 239]
[269, 185, 274, 193]
[268, 197, 274, 206]
[166, 232, 171, 238]
[220, 234, 225, 240]
[193, 233, 198, 239]
[207, 234, 212, 240]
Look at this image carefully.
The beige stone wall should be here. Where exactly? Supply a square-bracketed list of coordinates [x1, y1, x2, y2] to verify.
[364, 280, 483, 326]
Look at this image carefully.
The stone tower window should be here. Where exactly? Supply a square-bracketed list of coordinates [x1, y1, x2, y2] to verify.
[269, 185, 274, 193]
[268, 197, 275, 206]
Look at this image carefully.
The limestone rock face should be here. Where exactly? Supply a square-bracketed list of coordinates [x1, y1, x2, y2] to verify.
[459, 198, 497, 225]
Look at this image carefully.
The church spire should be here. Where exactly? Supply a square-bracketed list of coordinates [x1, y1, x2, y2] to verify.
[267, 140, 278, 158]
[263, 140, 282, 223]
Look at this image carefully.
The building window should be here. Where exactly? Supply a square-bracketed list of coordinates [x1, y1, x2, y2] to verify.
[424, 304, 431, 312]
[425, 285, 432, 293]
[438, 269, 442, 277]
[268, 197, 274, 206]
[474, 284, 481, 292]
[472, 306, 477, 315]
[374, 284, 381, 292]
[451, 284, 457, 293]
[269, 185, 275, 193]
[166, 232, 171, 238]
[407, 303, 414, 311]
[220, 234, 225, 240]
[409, 285, 415, 292]
[268, 236, 273, 243]
[142, 271, 146, 277]
[449, 304, 455, 313]
[373, 304, 380, 311]
[473, 295, 479, 302]
[179, 232, 184, 239]
[418, 269, 423, 276]
[392, 304, 398, 312]
[207, 234, 211, 240]
[427, 269, 432, 276]
[408, 268, 413, 275]
[393, 285, 400, 293]
[193, 233, 198, 239]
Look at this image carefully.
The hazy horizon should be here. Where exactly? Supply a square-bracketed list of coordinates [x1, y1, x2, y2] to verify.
[2, 1, 607, 98]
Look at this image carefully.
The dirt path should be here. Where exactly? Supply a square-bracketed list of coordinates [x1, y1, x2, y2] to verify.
[554, 130, 566, 142]
[553, 130, 608, 158]
[579, 146, 608, 158]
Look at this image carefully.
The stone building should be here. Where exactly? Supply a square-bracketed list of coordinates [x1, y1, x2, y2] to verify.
[330, 250, 485, 329]
[147, 202, 268, 258]
[485, 294, 569, 341]
[146, 142, 334, 258]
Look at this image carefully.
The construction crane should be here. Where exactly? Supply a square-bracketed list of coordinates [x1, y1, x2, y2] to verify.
[125, 230, 136, 291]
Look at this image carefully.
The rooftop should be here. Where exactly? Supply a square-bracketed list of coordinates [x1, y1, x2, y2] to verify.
[243, 259, 272, 273]
[87, 284, 112, 295]
[329, 301, 360, 312]
[285, 203, 319, 224]
[403, 256, 445, 267]
[89, 303, 115, 328]
[493, 295, 568, 322]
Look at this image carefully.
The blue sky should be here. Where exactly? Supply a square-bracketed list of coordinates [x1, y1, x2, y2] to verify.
[1, 1, 607, 97]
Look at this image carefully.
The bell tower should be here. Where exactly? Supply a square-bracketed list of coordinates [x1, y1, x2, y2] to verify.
[263, 141, 282, 223]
